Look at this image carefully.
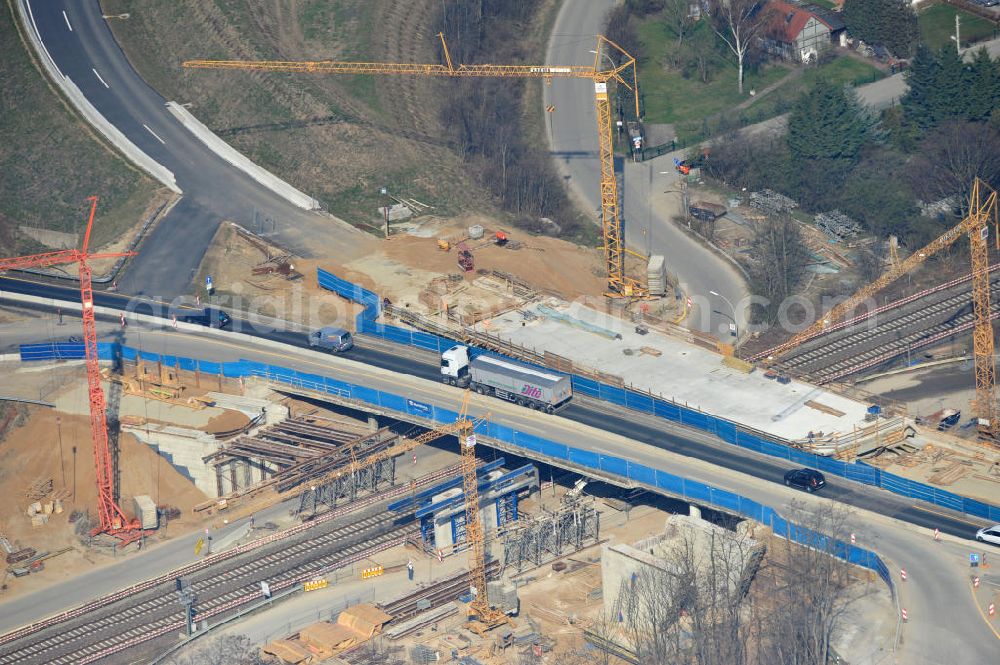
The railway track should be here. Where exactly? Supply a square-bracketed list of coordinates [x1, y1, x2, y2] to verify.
[0, 511, 414, 665]
[379, 560, 501, 625]
[772, 272, 1000, 383]
[0, 464, 460, 650]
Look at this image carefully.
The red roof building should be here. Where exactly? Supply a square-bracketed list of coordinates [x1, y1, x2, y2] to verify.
[760, 0, 834, 62]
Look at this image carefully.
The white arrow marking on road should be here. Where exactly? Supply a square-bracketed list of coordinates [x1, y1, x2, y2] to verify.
[92, 68, 110, 89]
[62, 10, 72, 31]
[143, 124, 166, 144]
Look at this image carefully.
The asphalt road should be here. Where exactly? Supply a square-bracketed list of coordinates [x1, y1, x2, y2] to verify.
[0, 276, 990, 538]
[27, 1, 368, 297]
[2, 290, 999, 659]
[3, 306, 997, 662]
[543, 0, 748, 339]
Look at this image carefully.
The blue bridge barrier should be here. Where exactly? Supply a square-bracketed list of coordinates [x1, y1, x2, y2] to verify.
[19, 340, 896, 586]
[313, 268, 1000, 524]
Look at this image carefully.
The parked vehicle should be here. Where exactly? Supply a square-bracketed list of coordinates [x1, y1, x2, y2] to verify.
[440, 345, 572, 412]
[783, 468, 826, 492]
[308, 326, 354, 353]
[688, 201, 727, 222]
[976, 524, 1000, 546]
[177, 307, 231, 329]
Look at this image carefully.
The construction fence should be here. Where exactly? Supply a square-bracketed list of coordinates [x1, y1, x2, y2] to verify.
[18, 341, 895, 592]
[313, 268, 1000, 523]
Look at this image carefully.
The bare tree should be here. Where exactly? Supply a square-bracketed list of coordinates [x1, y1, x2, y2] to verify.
[908, 120, 1000, 215]
[748, 213, 810, 323]
[614, 527, 761, 665]
[166, 634, 264, 665]
[708, 0, 769, 94]
[757, 501, 858, 665]
[663, 0, 696, 45]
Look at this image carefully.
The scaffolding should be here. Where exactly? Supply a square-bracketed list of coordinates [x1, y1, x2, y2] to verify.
[501, 499, 600, 573]
[296, 456, 396, 515]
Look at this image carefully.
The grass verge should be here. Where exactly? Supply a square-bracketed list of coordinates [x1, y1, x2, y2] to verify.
[0, 2, 162, 255]
[918, 2, 996, 51]
[635, 19, 788, 126]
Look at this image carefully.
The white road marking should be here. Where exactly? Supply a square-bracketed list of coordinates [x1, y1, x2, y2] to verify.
[92, 68, 110, 89]
[62, 10, 72, 31]
[143, 124, 166, 144]
[25, 1, 64, 78]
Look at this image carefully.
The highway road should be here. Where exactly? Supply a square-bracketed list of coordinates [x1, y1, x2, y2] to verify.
[1, 306, 997, 662]
[24, 1, 370, 297]
[543, 0, 749, 339]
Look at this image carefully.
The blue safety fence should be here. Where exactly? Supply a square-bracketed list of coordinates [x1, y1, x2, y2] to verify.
[3, 341, 934, 588]
[312, 267, 1000, 523]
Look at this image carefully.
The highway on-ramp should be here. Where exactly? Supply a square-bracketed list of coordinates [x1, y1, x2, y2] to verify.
[22, 1, 369, 297]
[1, 306, 997, 662]
[543, 0, 749, 339]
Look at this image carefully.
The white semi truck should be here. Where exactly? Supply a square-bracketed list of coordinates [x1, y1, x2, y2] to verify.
[440, 345, 572, 412]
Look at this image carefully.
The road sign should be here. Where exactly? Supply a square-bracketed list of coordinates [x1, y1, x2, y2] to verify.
[989, 603, 995, 617]
[850, 533, 856, 545]
[194, 537, 204, 555]
[205, 275, 214, 291]
[973, 576, 980, 588]
[901, 608, 908, 622]
[261, 581, 271, 598]
[900, 568, 907, 581]
[970, 553, 980, 567]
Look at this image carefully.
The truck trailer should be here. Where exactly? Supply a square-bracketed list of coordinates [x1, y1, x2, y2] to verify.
[440, 345, 572, 412]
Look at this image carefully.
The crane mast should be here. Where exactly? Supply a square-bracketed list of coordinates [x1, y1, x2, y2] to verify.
[184, 33, 645, 298]
[0, 198, 141, 541]
[754, 179, 999, 439]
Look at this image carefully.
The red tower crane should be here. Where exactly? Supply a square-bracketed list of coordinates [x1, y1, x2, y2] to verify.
[0, 197, 143, 543]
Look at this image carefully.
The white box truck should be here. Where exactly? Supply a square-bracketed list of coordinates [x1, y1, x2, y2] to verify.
[440, 345, 572, 413]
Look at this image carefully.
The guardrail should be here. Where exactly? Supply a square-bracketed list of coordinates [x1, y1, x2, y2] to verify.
[309, 268, 1000, 522]
[18, 337, 1000, 523]
[14, 344, 912, 612]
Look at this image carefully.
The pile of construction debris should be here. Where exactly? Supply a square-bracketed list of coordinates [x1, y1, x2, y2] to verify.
[749, 189, 798, 214]
[24, 477, 68, 528]
[815, 210, 862, 241]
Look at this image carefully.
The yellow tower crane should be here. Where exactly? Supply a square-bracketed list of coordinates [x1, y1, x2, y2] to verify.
[314, 390, 503, 631]
[183, 33, 645, 299]
[755, 179, 999, 439]
[454, 391, 507, 634]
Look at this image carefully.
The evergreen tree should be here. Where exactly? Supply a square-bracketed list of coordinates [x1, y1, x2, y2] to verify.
[843, 0, 919, 57]
[842, 0, 874, 44]
[901, 45, 940, 131]
[934, 45, 969, 120]
[966, 48, 1000, 123]
[880, 0, 920, 58]
[787, 79, 878, 164]
[786, 79, 880, 206]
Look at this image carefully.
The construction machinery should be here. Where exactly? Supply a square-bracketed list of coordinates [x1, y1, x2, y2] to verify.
[454, 391, 508, 635]
[757, 179, 999, 439]
[183, 33, 646, 299]
[0, 197, 146, 543]
[310, 391, 504, 630]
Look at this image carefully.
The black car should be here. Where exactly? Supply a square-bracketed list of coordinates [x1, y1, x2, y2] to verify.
[177, 307, 231, 329]
[784, 468, 825, 492]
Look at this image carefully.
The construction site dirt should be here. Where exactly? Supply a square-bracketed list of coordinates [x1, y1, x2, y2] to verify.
[193, 212, 668, 332]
